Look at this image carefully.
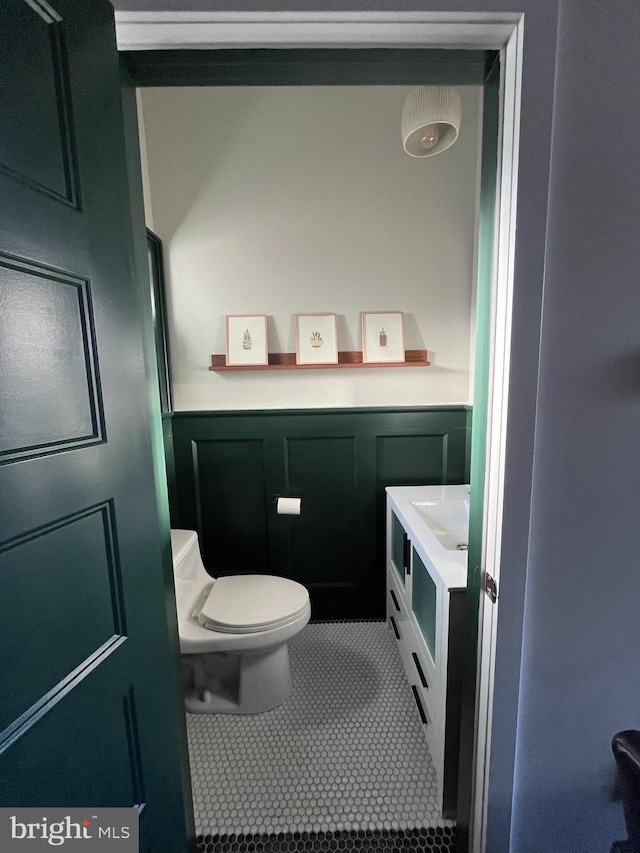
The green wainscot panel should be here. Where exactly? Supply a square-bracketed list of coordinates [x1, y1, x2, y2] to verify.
[192, 438, 270, 576]
[392, 512, 405, 583]
[412, 549, 437, 661]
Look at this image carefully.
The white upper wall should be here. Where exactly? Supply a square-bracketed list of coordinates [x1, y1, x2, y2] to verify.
[139, 85, 482, 411]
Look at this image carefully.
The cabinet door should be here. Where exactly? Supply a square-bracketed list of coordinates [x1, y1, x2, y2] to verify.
[391, 511, 407, 584]
[412, 548, 439, 666]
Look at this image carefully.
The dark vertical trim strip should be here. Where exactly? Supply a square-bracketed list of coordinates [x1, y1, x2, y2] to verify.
[49, 19, 81, 209]
[444, 590, 466, 817]
[442, 432, 449, 483]
[77, 274, 107, 446]
[123, 687, 146, 810]
[191, 440, 204, 540]
[104, 500, 128, 636]
[147, 229, 173, 413]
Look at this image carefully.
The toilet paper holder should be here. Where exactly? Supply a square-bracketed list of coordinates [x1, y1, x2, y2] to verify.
[271, 494, 302, 515]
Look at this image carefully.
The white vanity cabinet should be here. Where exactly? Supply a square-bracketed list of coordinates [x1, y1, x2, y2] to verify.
[386, 486, 468, 818]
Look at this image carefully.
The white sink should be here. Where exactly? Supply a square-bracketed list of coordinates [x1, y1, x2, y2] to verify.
[410, 498, 469, 552]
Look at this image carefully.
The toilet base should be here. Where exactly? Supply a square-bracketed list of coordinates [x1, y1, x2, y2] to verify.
[182, 642, 293, 714]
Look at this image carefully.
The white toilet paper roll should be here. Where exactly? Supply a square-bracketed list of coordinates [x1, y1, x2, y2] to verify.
[276, 497, 302, 516]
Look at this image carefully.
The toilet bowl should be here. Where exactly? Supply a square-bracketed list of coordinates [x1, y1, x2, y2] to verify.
[170, 529, 310, 714]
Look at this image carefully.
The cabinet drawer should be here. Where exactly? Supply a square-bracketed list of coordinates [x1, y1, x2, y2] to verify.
[387, 584, 408, 623]
[387, 573, 445, 723]
[412, 661, 444, 735]
[387, 565, 411, 640]
[407, 616, 446, 726]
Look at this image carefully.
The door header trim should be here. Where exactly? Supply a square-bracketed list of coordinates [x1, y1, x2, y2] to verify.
[114, 11, 521, 52]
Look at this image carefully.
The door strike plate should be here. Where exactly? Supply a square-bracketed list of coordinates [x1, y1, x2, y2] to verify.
[484, 572, 498, 604]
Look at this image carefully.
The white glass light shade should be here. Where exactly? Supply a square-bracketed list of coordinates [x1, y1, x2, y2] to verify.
[401, 86, 462, 157]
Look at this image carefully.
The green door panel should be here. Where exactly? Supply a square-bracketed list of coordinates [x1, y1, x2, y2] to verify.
[0, 259, 102, 459]
[0, 0, 77, 204]
[0, 504, 121, 732]
[2, 651, 143, 808]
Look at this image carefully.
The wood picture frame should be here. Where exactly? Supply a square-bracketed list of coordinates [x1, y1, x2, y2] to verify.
[362, 312, 405, 364]
[295, 313, 339, 365]
[226, 314, 269, 366]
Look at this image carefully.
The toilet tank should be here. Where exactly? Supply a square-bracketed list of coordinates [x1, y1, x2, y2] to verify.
[170, 529, 210, 583]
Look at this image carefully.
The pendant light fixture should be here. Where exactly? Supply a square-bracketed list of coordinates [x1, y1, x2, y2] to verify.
[401, 86, 462, 157]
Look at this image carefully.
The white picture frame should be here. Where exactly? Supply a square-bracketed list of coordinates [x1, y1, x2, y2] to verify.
[361, 312, 405, 364]
[225, 314, 269, 366]
[295, 314, 339, 365]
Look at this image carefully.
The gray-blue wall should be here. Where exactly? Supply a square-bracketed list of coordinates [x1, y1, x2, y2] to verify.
[512, 1, 640, 851]
[115, 0, 640, 849]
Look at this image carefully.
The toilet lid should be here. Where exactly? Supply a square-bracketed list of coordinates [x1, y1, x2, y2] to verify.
[198, 575, 309, 634]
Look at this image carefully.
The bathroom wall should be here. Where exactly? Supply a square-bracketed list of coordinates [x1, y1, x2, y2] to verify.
[138, 85, 482, 410]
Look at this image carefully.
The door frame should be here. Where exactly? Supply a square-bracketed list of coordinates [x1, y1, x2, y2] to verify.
[115, 12, 524, 852]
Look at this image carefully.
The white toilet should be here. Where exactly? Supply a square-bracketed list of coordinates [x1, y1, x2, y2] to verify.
[170, 529, 310, 714]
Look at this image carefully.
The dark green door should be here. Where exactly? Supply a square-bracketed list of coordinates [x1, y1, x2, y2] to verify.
[0, 2, 192, 850]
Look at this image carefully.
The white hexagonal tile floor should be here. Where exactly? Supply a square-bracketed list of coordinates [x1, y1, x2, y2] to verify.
[187, 621, 455, 839]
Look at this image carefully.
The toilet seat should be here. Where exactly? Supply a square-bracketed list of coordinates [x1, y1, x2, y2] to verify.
[198, 574, 310, 634]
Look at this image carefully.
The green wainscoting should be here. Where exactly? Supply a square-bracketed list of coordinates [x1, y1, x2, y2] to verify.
[169, 407, 470, 619]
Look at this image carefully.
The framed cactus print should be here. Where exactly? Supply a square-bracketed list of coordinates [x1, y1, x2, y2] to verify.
[226, 314, 269, 366]
[295, 313, 338, 365]
[361, 312, 405, 364]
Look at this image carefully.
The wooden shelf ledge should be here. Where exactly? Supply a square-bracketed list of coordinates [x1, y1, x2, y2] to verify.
[209, 350, 430, 371]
